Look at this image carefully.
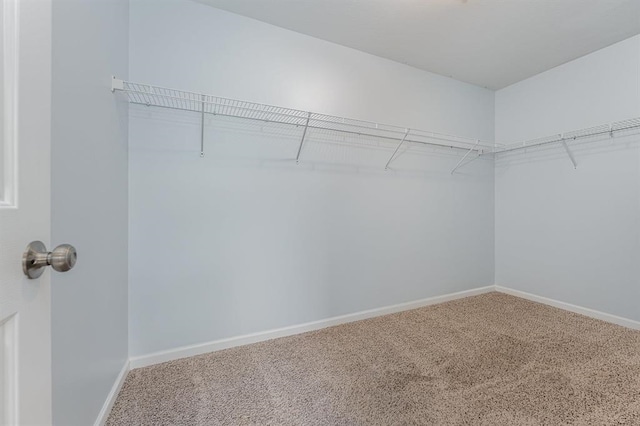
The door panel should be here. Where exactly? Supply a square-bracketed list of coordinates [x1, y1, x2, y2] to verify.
[0, 0, 52, 424]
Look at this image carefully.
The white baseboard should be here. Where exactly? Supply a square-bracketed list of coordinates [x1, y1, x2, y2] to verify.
[94, 360, 130, 426]
[128, 284, 640, 371]
[129, 285, 495, 369]
[495, 285, 640, 331]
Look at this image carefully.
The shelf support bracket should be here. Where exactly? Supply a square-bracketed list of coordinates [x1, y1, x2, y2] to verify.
[111, 76, 124, 92]
[385, 129, 410, 170]
[561, 138, 577, 169]
[451, 140, 480, 174]
[200, 94, 206, 158]
[296, 112, 312, 163]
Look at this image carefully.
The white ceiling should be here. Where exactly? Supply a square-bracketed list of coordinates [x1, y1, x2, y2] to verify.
[194, 0, 640, 90]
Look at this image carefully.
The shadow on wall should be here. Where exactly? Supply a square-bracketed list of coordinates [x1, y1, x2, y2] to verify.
[129, 105, 494, 180]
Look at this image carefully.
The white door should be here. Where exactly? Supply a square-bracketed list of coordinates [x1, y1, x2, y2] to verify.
[0, 0, 53, 424]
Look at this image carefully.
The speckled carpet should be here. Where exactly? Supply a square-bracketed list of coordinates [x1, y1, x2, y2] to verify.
[107, 292, 640, 425]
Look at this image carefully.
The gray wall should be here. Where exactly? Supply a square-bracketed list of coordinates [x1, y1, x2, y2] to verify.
[51, 0, 129, 425]
[128, 0, 495, 357]
[495, 35, 640, 321]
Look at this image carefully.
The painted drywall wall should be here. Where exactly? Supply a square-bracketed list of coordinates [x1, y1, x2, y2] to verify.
[51, 0, 129, 425]
[128, 0, 495, 357]
[495, 35, 640, 321]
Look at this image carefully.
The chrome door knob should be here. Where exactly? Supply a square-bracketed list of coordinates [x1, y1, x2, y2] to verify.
[22, 241, 77, 279]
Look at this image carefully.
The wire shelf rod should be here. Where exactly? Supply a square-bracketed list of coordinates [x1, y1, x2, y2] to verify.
[116, 79, 640, 159]
[496, 119, 640, 154]
[127, 88, 484, 148]
[113, 78, 495, 153]
[128, 100, 492, 154]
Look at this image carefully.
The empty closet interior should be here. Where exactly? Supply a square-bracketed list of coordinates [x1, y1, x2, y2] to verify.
[121, 1, 640, 359]
[48, 0, 640, 424]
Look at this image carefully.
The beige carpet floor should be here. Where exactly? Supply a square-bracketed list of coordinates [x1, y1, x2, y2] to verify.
[107, 292, 640, 425]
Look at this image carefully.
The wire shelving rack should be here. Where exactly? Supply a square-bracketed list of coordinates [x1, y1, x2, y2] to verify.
[112, 78, 498, 173]
[492, 117, 640, 168]
[112, 77, 640, 172]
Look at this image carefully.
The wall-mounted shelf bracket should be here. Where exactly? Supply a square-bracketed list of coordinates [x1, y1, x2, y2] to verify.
[560, 135, 577, 169]
[451, 140, 480, 174]
[111, 76, 124, 92]
[384, 129, 410, 170]
[295, 112, 311, 163]
[200, 94, 206, 157]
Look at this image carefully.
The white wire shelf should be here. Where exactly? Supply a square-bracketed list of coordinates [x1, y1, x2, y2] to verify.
[492, 117, 640, 169]
[496, 117, 640, 154]
[112, 77, 498, 173]
[112, 78, 640, 172]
